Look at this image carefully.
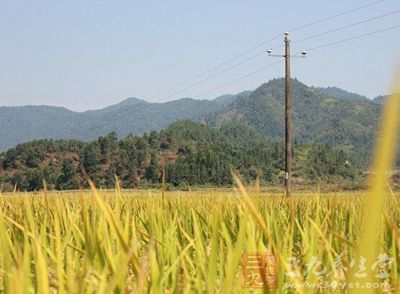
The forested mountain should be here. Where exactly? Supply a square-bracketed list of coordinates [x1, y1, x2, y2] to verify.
[0, 105, 81, 151]
[373, 95, 384, 104]
[373, 94, 389, 105]
[315, 86, 368, 101]
[0, 78, 386, 168]
[210, 79, 382, 166]
[372, 93, 400, 105]
[0, 121, 357, 192]
[0, 95, 238, 151]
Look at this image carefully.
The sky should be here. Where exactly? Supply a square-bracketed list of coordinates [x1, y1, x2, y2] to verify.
[0, 0, 399, 111]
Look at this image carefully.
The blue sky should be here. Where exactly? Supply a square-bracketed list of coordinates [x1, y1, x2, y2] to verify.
[0, 0, 399, 111]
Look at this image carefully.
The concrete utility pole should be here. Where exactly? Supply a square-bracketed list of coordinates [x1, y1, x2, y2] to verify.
[267, 33, 306, 197]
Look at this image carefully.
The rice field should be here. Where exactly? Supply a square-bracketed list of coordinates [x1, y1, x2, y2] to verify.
[0, 185, 399, 293]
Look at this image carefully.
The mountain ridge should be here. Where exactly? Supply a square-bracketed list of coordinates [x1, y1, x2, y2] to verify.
[0, 93, 244, 150]
[0, 79, 384, 157]
[315, 86, 369, 101]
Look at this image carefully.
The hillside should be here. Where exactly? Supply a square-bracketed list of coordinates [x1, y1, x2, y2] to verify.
[209, 79, 382, 166]
[373, 95, 386, 104]
[0, 121, 357, 191]
[315, 86, 368, 101]
[0, 106, 83, 150]
[0, 96, 238, 151]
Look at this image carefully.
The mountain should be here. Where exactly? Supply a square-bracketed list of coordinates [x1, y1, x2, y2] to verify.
[213, 91, 251, 106]
[210, 79, 382, 166]
[0, 95, 241, 151]
[373, 94, 389, 105]
[0, 105, 83, 150]
[92, 97, 148, 113]
[0, 79, 387, 167]
[315, 86, 368, 101]
[371, 92, 400, 105]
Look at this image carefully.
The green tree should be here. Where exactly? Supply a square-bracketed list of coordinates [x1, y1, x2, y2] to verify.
[56, 158, 78, 190]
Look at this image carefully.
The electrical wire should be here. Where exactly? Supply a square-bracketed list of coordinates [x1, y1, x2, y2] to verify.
[149, 0, 390, 100]
[305, 24, 400, 52]
[196, 24, 400, 99]
[292, 9, 400, 45]
[156, 10, 400, 102]
[196, 60, 283, 98]
[288, 0, 389, 33]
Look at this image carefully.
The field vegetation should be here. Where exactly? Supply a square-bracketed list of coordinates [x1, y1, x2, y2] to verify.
[0, 185, 399, 292]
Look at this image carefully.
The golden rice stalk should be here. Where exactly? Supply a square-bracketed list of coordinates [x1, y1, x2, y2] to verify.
[349, 68, 400, 293]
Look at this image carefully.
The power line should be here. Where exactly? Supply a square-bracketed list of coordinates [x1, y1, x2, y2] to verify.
[148, 35, 282, 100]
[288, 0, 389, 33]
[292, 9, 400, 45]
[158, 9, 400, 102]
[159, 51, 268, 102]
[149, 0, 390, 100]
[196, 60, 283, 98]
[196, 24, 400, 99]
[305, 24, 400, 51]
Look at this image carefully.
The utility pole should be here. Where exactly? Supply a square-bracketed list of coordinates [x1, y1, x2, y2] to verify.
[267, 33, 306, 197]
[284, 33, 292, 197]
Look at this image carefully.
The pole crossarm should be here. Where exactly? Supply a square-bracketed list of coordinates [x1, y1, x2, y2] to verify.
[267, 54, 285, 58]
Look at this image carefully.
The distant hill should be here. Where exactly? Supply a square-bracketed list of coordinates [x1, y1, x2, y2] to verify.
[209, 79, 382, 166]
[0, 105, 83, 151]
[373, 94, 388, 105]
[0, 95, 241, 151]
[372, 93, 400, 105]
[315, 86, 368, 101]
[213, 91, 251, 106]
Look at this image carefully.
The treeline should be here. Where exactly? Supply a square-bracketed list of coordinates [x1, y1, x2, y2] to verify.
[0, 121, 359, 192]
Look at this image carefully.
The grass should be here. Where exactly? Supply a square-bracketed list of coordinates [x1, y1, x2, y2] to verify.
[0, 188, 399, 292]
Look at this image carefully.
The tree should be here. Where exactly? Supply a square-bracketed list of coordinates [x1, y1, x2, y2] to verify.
[145, 152, 160, 182]
[56, 158, 78, 190]
[26, 168, 44, 191]
[81, 142, 102, 181]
